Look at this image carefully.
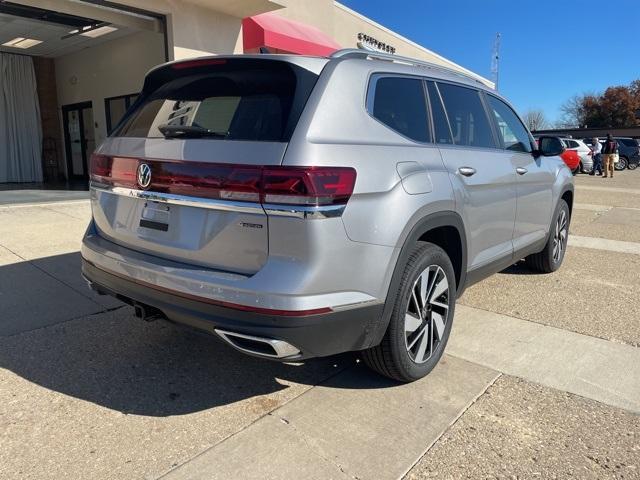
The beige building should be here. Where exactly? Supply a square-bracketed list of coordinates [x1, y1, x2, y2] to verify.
[0, 0, 492, 185]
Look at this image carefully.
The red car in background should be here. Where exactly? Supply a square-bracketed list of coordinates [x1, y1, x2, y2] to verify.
[560, 149, 581, 174]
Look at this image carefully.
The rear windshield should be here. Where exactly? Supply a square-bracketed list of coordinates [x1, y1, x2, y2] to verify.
[115, 60, 318, 142]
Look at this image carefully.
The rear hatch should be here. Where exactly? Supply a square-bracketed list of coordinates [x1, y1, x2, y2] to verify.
[90, 56, 324, 274]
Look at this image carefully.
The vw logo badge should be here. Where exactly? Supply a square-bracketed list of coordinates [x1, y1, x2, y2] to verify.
[137, 163, 152, 189]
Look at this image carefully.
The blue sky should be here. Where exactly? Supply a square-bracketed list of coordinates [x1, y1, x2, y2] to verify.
[340, 0, 640, 123]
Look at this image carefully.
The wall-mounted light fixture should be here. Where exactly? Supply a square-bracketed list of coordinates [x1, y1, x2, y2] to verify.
[62, 23, 117, 40]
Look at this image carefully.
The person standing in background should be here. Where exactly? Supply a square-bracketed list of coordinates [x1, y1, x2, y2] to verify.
[589, 137, 602, 176]
[602, 134, 618, 178]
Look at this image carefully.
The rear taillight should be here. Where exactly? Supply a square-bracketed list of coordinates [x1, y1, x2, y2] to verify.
[150, 162, 262, 202]
[90, 155, 357, 207]
[90, 154, 112, 179]
[262, 167, 356, 206]
[90, 154, 138, 188]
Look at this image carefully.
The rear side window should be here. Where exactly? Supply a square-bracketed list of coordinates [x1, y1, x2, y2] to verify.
[437, 83, 496, 149]
[486, 95, 532, 153]
[116, 60, 316, 142]
[368, 76, 431, 143]
[426, 81, 453, 144]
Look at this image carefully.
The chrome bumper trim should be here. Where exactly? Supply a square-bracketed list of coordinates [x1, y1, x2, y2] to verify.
[262, 203, 345, 219]
[91, 183, 264, 214]
[90, 184, 346, 219]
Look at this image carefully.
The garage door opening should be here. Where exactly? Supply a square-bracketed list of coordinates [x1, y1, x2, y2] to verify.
[0, 1, 166, 188]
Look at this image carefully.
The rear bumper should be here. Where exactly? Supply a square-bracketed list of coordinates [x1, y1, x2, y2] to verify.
[82, 258, 383, 360]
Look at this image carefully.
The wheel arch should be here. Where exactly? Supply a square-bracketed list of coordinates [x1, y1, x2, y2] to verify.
[561, 188, 574, 217]
[363, 211, 467, 348]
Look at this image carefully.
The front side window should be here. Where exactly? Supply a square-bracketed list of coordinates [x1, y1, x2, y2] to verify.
[437, 83, 496, 149]
[487, 95, 532, 153]
[369, 76, 431, 143]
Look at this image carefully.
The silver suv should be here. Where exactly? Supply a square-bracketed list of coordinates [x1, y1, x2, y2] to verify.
[81, 49, 573, 382]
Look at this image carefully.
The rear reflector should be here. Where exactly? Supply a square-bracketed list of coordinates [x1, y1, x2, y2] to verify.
[90, 154, 356, 206]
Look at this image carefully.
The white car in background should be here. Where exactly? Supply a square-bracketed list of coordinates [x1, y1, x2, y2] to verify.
[562, 138, 593, 173]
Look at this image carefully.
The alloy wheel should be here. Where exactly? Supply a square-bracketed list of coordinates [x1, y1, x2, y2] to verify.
[552, 209, 568, 263]
[404, 265, 450, 364]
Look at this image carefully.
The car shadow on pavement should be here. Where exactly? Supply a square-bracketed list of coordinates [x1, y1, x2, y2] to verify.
[0, 253, 393, 417]
[499, 261, 540, 276]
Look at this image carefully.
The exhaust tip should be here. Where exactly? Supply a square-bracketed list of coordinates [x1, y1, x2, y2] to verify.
[133, 302, 165, 322]
[215, 329, 301, 359]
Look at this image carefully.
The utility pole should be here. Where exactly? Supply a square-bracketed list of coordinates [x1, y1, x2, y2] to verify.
[491, 33, 501, 90]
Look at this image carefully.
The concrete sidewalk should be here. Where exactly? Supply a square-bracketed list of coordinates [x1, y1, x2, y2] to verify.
[159, 303, 640, 480]
[161, 357, 499, 480]
[0, 189, 89, 205]
[448, 305, 640, 413]
[407, 375, 640, 479]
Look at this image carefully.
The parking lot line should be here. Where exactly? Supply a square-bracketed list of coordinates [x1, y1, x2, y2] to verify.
[577, 185, 640, 195]
[573, 203, 612, 212]
[161, 356, 499, 480]
[569, 234, 640, 255]
[447, 305, 640, 413]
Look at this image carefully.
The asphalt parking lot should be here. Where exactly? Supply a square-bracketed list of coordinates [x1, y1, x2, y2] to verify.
[1, 174, 639, 480]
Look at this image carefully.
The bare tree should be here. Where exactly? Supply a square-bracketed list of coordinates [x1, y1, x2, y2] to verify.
[523, 109, 549, 131]
[558, 95, 584, 128]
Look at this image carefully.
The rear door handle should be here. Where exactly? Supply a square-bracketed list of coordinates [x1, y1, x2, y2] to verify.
[458, 166, 476, 177]
[516, 167, 528, 175]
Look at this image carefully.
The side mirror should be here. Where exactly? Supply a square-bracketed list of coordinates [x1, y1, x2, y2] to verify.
[534, 136, 565, 157]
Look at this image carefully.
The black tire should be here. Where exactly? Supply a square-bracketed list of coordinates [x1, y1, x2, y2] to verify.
[362, 242, 456, 382]
[615, 156, 627, 171]
[627, 161, 637, 171]
[525, 199, 570, 273]
[578, 161, 584, 174]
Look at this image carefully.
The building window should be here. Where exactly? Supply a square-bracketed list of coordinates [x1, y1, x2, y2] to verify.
[105, 93, 139, 135]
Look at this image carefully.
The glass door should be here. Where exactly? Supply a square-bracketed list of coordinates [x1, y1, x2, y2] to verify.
[62, 101, 93, 181]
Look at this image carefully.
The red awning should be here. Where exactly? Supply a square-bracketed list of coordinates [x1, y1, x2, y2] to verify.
[242, 12, 341, 56]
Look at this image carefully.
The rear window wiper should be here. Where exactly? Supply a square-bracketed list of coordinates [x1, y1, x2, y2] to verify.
[158, 124, 229, 139]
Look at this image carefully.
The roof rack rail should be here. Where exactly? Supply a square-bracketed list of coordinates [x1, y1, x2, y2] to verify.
[330, 48, 490, 88]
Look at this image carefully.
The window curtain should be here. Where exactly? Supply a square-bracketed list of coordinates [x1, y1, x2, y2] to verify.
[0, 52, 43, 183]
